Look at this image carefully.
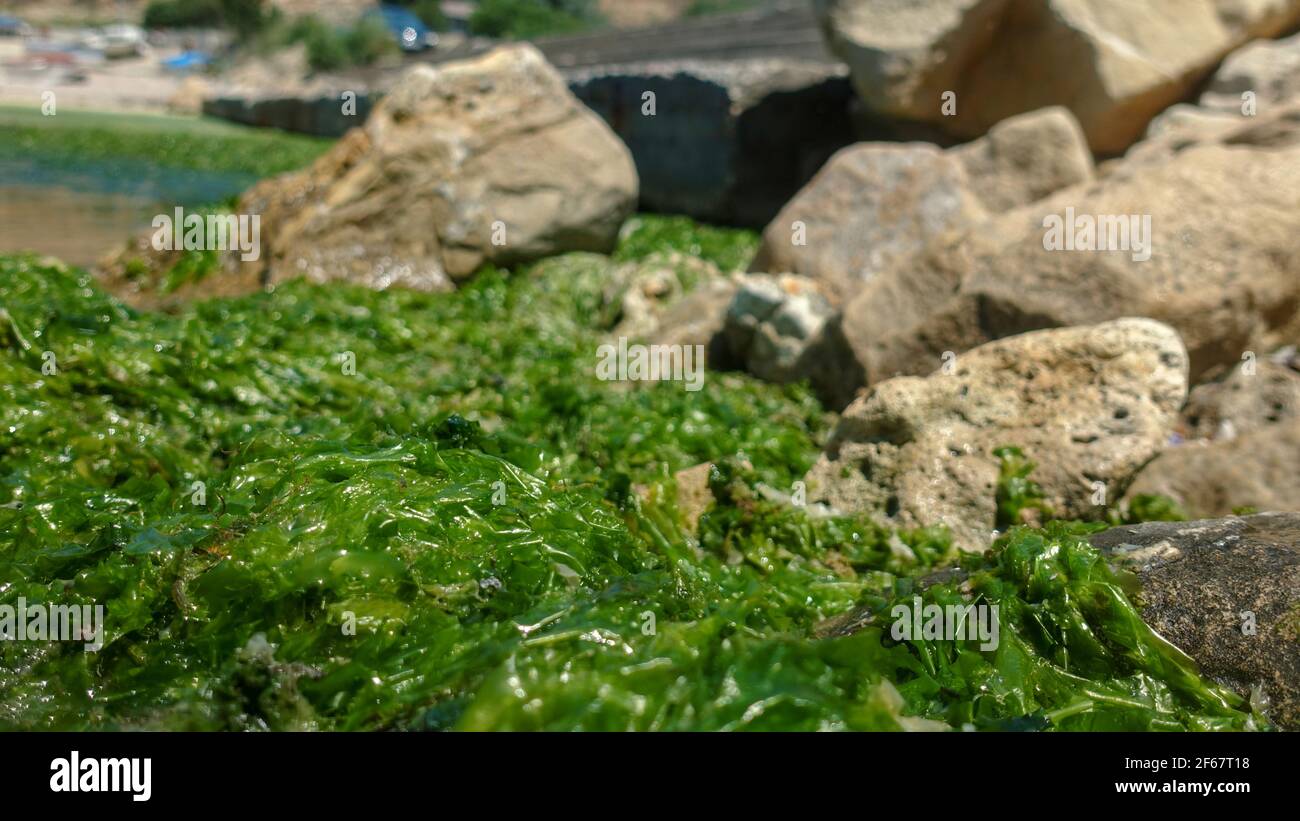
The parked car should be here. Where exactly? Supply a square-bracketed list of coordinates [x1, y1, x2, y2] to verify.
[100, 24, 149, 58]
[367, 5, 438, 52]
[0, 14, 33, 37]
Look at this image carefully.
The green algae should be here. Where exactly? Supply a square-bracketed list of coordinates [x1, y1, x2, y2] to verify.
[0, 106, 332, 181]
[0, 234, 1264, 731]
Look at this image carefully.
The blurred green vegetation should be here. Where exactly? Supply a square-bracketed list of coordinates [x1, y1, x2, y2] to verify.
[144, 0, 225, 29]
[0, 108, 1244, 732]
[0, 227, 1254, 729]
[469, 0, 602, 39]
[0, 106, 332, 179]
[272, 15, 400, 72]
[143, 0, 274, 35]
[613, 214, 759, 272]
[687, 0, 762, 16]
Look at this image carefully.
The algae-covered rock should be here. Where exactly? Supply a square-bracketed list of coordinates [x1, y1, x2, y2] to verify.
[1092, 514, 1300, 730]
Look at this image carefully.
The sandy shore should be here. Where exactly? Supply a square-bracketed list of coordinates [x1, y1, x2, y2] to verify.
[0, 47, 187, 114]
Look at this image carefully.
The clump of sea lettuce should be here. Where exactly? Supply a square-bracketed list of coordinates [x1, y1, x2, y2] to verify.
[0, 230, 1261, 731]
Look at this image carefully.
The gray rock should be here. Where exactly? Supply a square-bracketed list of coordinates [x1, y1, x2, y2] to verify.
[1091, 514, 1300, 730]
[1199, 31, 1300, 116]
[569, 58, 860, 227]
[203, 92, 376, 138]
[721, 274, 839, 383]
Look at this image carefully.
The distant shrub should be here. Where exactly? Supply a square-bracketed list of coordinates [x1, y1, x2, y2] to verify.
[469, 0, 600, 39]
[345, 17, 401, 65]
[143, 0, 275, 39]
[143, 0, 224, 28]
[220, 0, 276, 39]
[270, 15, 399, 73]
[687, 0, 760, 16]
[295, 17, 349, 72]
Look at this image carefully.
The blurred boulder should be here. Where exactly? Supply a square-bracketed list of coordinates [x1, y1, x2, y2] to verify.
[949, 106, 1094, 212]
[720, 274, 842, 384]
[103, 45, 638, 302]
[1092, 514, 1300, 730]
[167, 76, 213, 115]
[239, 44, 638, 290]
[833, 140, 1300, 398]
[749, 143, 985, 303]
[569, 59, 859, 227]
[1126, 421, 1300, 519]
[814, 0, 1300, 153]
[203, 91, 375, 138]
[1125, 358, 1300, 517]
[1199, 30, 1300, 115]
[805, 319, 1188, 551]
[749, 107, 1091, 304]
[1129, 94, 1300, 171]
[1182, 357, 1300, 439]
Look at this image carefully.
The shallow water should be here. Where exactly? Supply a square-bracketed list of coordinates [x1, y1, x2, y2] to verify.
[0, 156, 257, 267]
[0, 183, 158, 267]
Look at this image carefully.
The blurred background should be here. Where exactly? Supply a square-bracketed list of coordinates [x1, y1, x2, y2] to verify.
[0, 0, 804, 265]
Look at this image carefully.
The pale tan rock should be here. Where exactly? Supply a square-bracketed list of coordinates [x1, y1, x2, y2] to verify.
[1199, 30, 1300, 115]
[166, 76, 212, 115]
[1125, 421, 1300, 517]
[836, 141, 1300, 392]
[1125, 359, 1300, 517]
[806, 319, 1188, 550]
[240, 45, 638, 291]
[103, 46, 638, 302]
[815, 0, 1300, 153]
[750, 143, 986, 303]
[951, 106, 1094, 212]
[1182, 359, 1300, 439]
[749, 107, 1091, 307]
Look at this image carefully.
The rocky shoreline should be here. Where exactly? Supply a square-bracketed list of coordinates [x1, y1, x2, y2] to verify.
[73, 1, 1300, 731]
